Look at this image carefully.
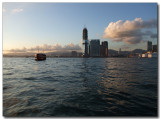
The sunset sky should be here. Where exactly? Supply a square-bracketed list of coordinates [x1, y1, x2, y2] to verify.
[3, 3, 157, 53]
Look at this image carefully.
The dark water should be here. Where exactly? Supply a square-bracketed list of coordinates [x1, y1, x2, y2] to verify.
[3, 57, 158, 117]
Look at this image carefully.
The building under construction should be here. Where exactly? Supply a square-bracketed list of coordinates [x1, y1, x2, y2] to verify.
[82, 27, 89, 57]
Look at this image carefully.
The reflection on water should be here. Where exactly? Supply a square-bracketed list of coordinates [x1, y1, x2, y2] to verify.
[3, 58, 157, 117]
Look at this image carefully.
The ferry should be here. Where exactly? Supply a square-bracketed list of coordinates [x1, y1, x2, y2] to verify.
[148, 52, 157, 58]
[35, 53, 46, 61]
[141, 52, 157, 58]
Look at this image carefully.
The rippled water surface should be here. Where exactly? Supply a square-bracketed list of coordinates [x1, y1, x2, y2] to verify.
[3, 57, 158, 117]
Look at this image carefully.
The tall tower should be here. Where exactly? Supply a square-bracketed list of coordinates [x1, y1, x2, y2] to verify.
[90, 39, 100, 57]
[82, 27, 89, 57]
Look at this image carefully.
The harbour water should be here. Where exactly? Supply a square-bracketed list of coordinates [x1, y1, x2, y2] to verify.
[3, 57, 158, 117]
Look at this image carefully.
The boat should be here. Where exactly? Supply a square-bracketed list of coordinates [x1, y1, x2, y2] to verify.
[35, 53, 46, 61]
[148, 52, 157, 58]
[152, 52, 158, 58]
[141, 52, 157, 58]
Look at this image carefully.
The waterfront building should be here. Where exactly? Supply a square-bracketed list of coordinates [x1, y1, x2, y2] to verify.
[147, 41, 152, 51]
[82, 27, 89, 57]
[78, 52, 83, 57]
[142, 52, 157, 58]
[71, 51, 77, 57]
[100, 45, 105, 57]
[90, 39, 100, 57]
[100, 41, 108, 57]
[152, 45, 157, 52]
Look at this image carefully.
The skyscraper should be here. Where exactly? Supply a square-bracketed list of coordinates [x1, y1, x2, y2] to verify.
[147, 41, 152, 51]
[90, 39, 100, 57]
[82, 27, 89, 57]
[152, 45, 157, 52]
[100, 41, 108, 57]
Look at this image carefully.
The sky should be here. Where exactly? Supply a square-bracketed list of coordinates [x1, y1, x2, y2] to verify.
[3, 3, 158, 53]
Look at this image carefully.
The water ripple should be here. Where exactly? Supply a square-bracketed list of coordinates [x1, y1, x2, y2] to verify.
[3, 57, 158, 117]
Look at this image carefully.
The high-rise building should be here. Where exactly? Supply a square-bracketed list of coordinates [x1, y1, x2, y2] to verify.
[147, 41, 152, 51]
[100, 45, 105, 57]
[100, 41, 108, 57]
[152, 45, 157, 52]
[82, 27, 89, 57]
[90, 39, 100, 57]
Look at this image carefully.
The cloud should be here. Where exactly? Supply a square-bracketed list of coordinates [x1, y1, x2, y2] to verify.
[63, 43, 81, 50]
[103, 18, 157, 44]
[7, 43, 82, 53]
[11, 8, 23, 13]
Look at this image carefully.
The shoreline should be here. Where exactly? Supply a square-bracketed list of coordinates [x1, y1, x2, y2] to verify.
[3, 56, 139, 58]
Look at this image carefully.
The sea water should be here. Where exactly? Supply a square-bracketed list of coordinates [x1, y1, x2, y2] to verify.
[3, 57, 158, 117]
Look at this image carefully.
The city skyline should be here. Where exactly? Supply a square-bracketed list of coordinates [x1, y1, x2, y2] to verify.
[3, 3, 157, 53]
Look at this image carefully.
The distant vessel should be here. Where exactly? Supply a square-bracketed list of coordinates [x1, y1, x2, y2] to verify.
[148, 52, 157, 58]
[141, 52, 157, 58]
[35, 53, 46, 61]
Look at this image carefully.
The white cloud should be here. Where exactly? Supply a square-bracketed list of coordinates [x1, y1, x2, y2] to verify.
[7, 43, 82, 53]
[11, 8, 23, 13]
[103, 18, 157, 44]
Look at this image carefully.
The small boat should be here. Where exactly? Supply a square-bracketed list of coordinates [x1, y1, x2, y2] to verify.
[35, 53, 46, 61]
